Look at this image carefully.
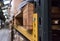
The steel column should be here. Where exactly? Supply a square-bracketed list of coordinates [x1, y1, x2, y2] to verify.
[40, 0, 51, 41]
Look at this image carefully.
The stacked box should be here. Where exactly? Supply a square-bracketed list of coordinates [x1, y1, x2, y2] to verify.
[23, 3, 34, 30]
[51, 7, 60, 13]
[23, 5, 28, 29]
[51, 7, 60, 18]
[13, 0, 23, 15]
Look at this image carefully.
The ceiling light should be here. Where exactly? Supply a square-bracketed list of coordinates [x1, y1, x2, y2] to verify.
[54, 20, 59, 24]
[2, 10, 7, 12]
[5, 16, 7, 18]
[4, 1, 10, 4]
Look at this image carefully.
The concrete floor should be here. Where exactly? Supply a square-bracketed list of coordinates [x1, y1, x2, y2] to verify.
[0, 29, 11, 41]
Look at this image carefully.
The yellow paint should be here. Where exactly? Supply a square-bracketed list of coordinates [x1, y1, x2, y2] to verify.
[14, 25, 33, 41]
[33, 14, 38, 41]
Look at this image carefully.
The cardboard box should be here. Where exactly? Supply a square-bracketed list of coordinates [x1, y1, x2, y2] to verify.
[23, 3, 34, 30]
[51, 7, 60, 13]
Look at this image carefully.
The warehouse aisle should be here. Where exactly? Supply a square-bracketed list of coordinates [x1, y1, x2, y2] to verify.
[0, 29, 11, 41]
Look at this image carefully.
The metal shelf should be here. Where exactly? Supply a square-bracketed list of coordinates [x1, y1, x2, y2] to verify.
[14, 25, 33, 41]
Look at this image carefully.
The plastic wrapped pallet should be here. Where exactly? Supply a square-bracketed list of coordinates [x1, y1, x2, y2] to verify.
[23, 3, 34, 30]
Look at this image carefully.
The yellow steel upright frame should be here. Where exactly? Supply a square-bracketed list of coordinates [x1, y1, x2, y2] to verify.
[14, 13, 38, 41]
[33, 13, 38, 41]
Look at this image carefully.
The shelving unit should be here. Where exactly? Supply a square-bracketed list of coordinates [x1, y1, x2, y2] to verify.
[10, 0, 60, 41]
[13, 0, 38, 41]
[51, 0, 60, 41]
[12, 0, 51, 41]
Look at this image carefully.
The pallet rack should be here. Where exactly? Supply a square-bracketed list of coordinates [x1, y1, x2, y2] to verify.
[10, 0, 60, 41]
[11, 0, 51, 41]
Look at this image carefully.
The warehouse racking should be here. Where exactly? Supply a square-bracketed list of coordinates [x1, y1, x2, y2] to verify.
[13, 1, 39, 41]
[9, 0, 60, 41]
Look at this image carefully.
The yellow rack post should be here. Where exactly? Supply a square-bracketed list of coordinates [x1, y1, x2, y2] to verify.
[33, 13, 38, 41]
